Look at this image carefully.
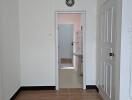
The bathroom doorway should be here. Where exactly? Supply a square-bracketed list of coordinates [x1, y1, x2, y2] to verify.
[55, 11, 86, 89]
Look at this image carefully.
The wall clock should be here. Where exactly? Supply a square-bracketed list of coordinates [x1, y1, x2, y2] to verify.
[66, 0, 75, 7]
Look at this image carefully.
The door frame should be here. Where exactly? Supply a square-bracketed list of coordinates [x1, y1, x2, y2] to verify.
[55, 11, 86, 90]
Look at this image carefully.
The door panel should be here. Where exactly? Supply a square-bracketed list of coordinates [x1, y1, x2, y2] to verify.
[98, 0, 116, 100]
[0, 67, 3, 100]
[58, 24, 74, 66]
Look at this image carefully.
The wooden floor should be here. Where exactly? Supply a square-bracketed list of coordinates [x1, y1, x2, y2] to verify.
[15, 89, 103, 100]
[61, 58, 72, 64]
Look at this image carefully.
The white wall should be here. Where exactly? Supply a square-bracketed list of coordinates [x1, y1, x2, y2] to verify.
[0, 0, 20, 100]
[119, 0, 132, 100]
[20, 0, 97, 86]
[19, 0, 56, 86]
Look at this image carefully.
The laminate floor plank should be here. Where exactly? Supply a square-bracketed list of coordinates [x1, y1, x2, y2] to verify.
[15, 89, 103, 100]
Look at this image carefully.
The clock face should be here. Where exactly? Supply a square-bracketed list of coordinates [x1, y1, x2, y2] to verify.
[66, 0, 75, 7]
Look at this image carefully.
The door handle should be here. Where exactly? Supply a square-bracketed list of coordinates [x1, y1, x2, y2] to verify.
[109, 53, 114, 57]
[71, 42, 73, 46]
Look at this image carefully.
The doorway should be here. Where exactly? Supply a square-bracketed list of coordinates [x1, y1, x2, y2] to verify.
[55, 11, 86, 90]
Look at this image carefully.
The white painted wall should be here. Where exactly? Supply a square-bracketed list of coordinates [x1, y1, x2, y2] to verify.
[19, 0, 97, 86]
[19, 0, 56, 86]
[0, 0, 20, 100]
[119, 0, 132, 100]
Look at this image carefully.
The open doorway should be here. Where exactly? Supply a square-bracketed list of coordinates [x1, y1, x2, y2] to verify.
[55, 11, 86, 89]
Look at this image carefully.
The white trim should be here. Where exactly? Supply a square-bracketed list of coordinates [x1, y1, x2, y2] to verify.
[55, 11, 86, 90]
[82, 12, 87, 90]
[55, 12, 59, 90]
[55, 11, 86, 14]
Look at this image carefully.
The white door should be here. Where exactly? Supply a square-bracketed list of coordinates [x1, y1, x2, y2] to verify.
[0, 70, 3, 100]
[98, 0, 116, 100]
[58, 24, 74, 66]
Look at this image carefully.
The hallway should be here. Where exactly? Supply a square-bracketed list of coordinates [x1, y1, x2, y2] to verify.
[59, 69, 83, 88]
[15, 89, 103, 100]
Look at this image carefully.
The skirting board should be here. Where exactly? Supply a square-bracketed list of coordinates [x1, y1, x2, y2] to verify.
[10, 88, 22, 100]
[10, 86, 56, 100]
[86, 85, 99, 92]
